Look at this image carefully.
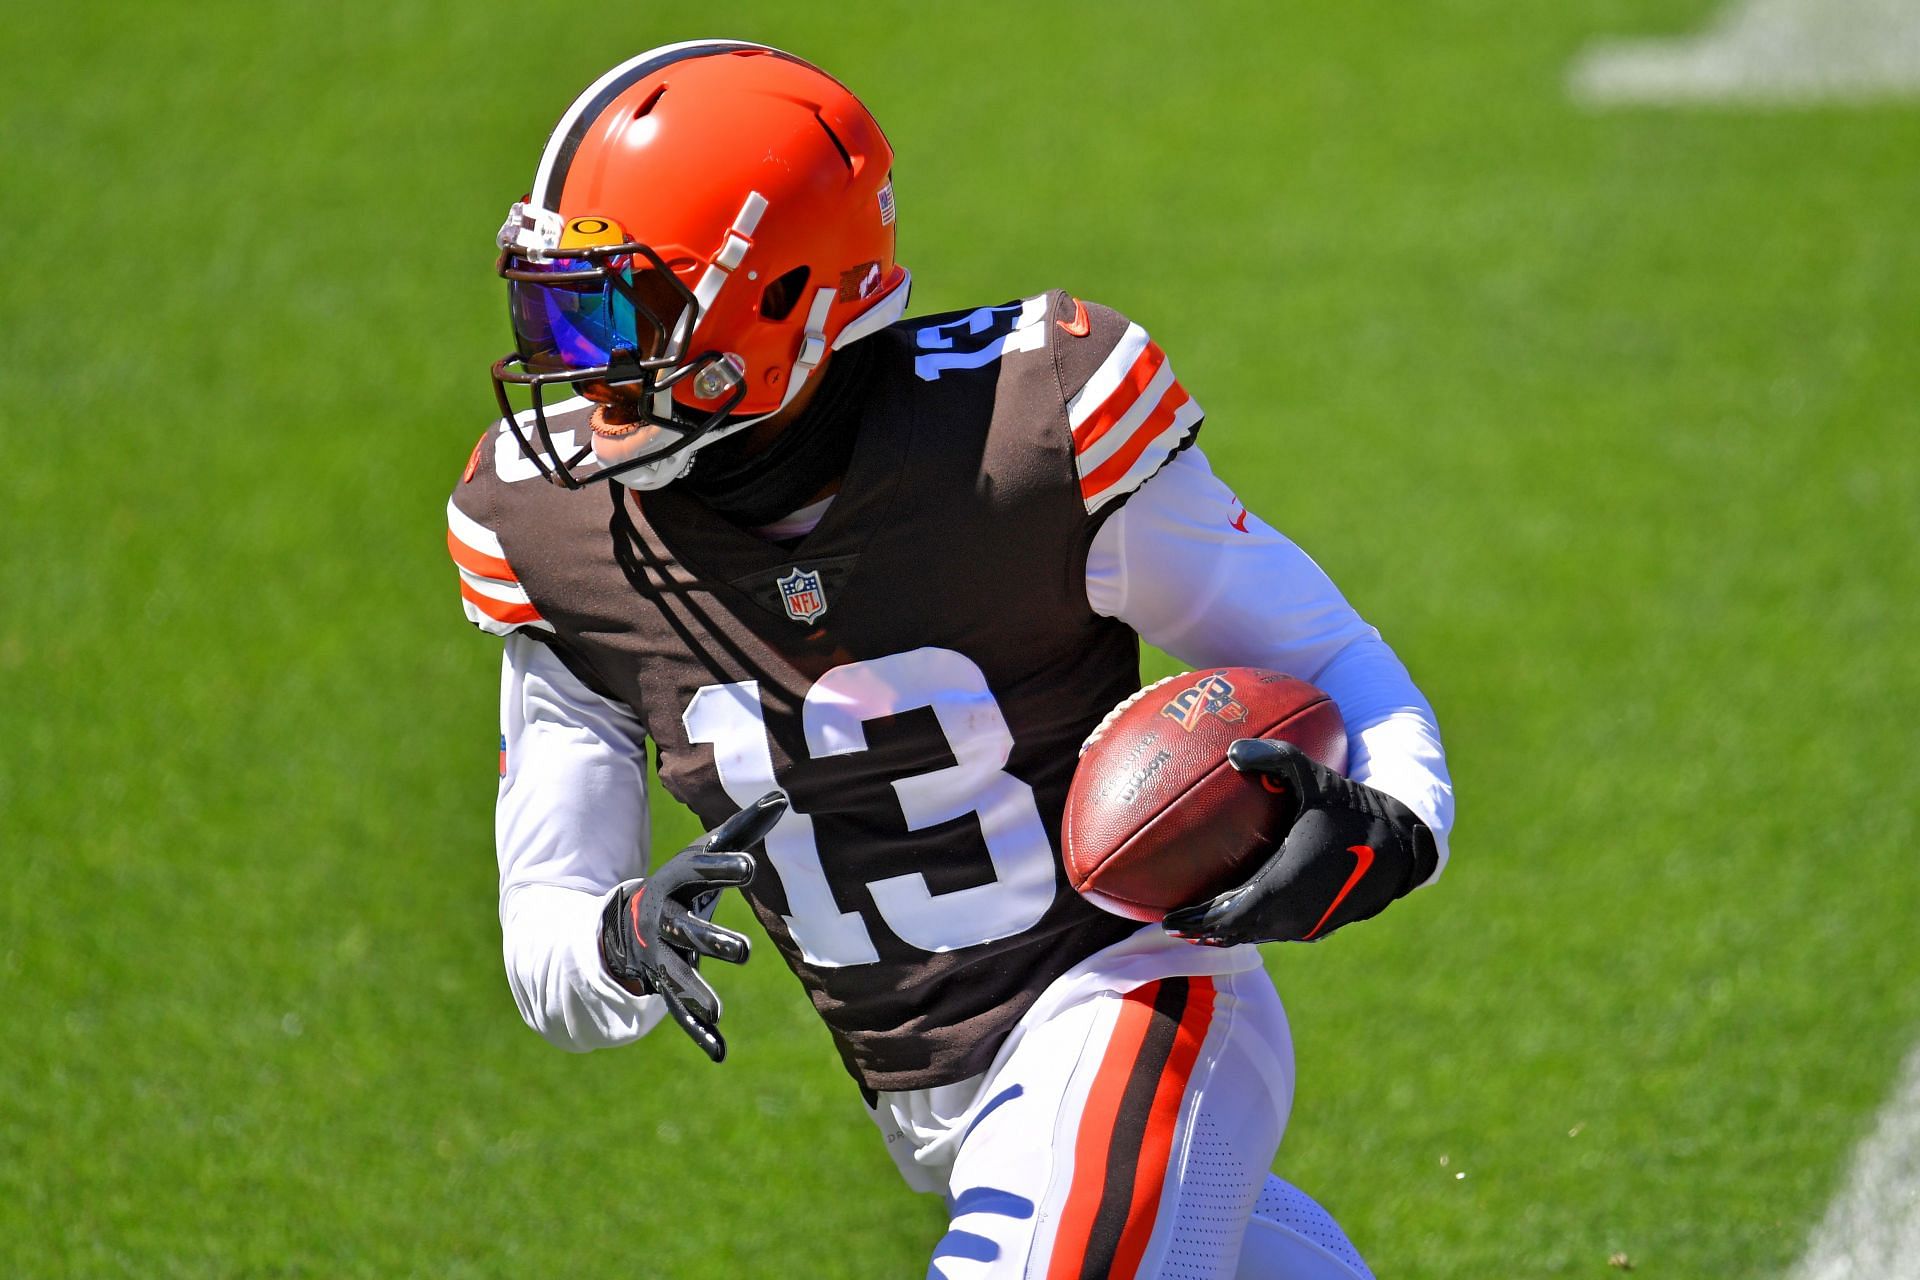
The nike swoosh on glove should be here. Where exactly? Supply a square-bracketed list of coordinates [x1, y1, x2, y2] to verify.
[1163, 739, 1438, 946]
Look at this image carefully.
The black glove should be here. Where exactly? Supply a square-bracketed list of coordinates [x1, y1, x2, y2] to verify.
[1163, 739, 1437, 946]
[600, 792, 787, 1062]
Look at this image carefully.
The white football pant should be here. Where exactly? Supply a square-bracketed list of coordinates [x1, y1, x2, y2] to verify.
[867, 941, 1372, 1278]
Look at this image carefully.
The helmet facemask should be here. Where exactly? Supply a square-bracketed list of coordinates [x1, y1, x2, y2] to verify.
[490, 215, 750, 489]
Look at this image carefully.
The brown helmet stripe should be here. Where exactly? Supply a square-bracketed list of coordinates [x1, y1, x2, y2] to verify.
[532, 41, 791, 209]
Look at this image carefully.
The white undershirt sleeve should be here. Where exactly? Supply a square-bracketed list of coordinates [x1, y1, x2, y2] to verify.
[497, 630, 668, 1050]
[1086, 447, 1454, 882]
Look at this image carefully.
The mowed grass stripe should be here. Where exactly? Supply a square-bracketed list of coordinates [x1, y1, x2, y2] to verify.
[2, 1, 1916, 1275]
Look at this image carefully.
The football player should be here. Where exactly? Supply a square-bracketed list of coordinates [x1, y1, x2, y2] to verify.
[449, 41, 1452, 1280]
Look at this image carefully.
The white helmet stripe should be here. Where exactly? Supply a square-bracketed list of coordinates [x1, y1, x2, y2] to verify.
[690, 190, 771, 328]
[531, 39, 770, 208]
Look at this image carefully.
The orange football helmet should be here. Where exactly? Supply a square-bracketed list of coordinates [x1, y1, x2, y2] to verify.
[491, 41, 910, 488]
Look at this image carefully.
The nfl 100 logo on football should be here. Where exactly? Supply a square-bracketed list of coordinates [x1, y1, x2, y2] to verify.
[1161, 673, 1248, 732]
[777, 566, 828, 624]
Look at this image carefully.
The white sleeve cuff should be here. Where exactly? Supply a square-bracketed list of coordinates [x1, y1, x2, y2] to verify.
[500, 881, 668, 1052]
[1346, 712, 1453, 885]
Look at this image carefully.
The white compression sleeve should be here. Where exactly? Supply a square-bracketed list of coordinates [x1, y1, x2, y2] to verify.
[1086, 447, 1454, 879]
[496, 631, 668, 1050]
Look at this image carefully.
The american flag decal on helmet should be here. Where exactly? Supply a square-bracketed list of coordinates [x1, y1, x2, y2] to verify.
[877, 179, 896, 226]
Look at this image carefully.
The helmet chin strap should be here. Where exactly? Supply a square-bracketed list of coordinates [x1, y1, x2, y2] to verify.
[608, 270, 912, 492]
[602, 420, 745, 490]
[784, 285, 839, 410]
[620, 386, 693, 486]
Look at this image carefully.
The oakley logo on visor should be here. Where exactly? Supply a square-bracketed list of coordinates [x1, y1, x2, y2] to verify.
[560, 216, 626, 250]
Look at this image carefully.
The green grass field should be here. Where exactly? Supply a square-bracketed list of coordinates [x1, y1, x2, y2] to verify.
[4, 1, 1917, 1275]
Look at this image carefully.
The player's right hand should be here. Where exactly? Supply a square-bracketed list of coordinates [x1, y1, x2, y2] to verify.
[599, 792, 787, 1063]
[1163, 740, 1436, 946]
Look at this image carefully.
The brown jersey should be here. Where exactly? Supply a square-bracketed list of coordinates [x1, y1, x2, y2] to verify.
[448, 290, 1207, 1090]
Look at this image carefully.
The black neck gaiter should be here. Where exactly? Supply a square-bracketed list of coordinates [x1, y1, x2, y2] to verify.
[675, 340, 873, 527]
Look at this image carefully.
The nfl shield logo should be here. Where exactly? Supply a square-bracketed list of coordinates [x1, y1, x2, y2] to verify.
[777, 566, 828, 624]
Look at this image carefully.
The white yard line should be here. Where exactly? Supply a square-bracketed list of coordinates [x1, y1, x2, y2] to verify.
[1786, 1040, 1920, 1280]
[1565, 2, 1920, 1271]
[1569, 0, 1920, 104]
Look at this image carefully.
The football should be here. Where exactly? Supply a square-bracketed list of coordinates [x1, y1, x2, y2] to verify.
[1062, 668, 1349, 922]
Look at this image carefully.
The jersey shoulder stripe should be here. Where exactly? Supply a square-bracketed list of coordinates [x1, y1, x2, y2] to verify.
[446, 493, 552, 637]
[1056, 308, 1204, 514]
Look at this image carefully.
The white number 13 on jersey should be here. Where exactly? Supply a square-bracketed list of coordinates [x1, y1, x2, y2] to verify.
[683, 648, 1056, 967]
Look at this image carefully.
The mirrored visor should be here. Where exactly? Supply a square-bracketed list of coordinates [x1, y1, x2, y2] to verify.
[505, 257, 688, 373]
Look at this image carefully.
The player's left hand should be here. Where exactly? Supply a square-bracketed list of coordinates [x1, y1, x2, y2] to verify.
[600, 792, 787, 1062]
[1163, 739, 1438, 945]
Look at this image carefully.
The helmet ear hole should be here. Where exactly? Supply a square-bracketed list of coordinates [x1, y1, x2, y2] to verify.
[759, 266, 811, 322]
